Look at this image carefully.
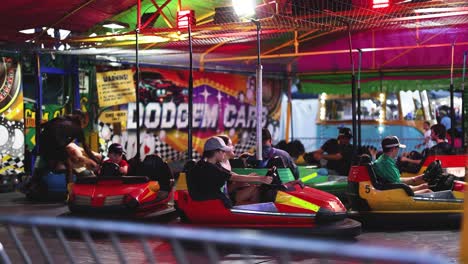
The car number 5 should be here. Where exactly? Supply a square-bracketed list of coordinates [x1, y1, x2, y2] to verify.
[365, 185, 371, 193]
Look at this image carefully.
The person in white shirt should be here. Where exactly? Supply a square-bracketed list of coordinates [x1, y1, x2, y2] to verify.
[416, 121, 435, 149]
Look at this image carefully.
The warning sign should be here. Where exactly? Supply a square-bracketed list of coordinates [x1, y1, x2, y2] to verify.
[99, 110, 127, 124]
[96, 70, 136, 107]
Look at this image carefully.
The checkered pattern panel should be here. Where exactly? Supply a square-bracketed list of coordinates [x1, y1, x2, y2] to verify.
[154, 137, 184, 161]
[154, 136, 202, 161]
[1, 156, 24, 175]
[234, 132, 257, 156]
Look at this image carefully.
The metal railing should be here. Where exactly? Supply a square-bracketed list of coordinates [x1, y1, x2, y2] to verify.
[0, 214, 449, 264]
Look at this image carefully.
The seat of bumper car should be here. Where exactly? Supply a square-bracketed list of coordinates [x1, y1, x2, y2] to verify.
[414, 190, 455, 200]
[358, 155, 415, 196]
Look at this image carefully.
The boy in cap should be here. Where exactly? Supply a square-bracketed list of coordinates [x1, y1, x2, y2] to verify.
[104, 143, 129, 175]
[374, 136, 431, 194]
[311, 127, 354, 176]
[187, 136, 272, 206]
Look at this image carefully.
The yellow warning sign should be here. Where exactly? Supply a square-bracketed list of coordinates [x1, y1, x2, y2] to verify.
[99, 110, 127, 124]
[96, 69, 136, 107]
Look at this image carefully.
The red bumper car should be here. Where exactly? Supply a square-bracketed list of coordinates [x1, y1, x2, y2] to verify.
[175, 167, 361, 238]
[68, 155, 174, 218]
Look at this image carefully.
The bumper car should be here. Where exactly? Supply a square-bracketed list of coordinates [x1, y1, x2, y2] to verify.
[347, 157, 465, 223]
[19, 167, 69, 201]
[233, 166, 349, 204]
[175, 163, 361, 238]
[400, 154, 466, 178]
[298, 166, 348, 202]
[68, 155, 175, 218]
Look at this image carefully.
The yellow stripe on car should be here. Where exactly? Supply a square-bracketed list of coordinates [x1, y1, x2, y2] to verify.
[301, 172, 318, 182]
[275, 191, 320, 212]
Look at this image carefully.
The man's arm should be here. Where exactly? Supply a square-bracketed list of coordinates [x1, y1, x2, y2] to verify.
[231, 173, 272, 184]
[401, 174, 425, 185]
[322, 153, 343, 161]
[400, 156, 422, 165]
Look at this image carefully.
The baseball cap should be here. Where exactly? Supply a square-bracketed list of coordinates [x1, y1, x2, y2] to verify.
[108, 143, 126, 154]
[381, 136, 406, 149]
[204, 137, 232, 152]
[338, 127, 353, 138]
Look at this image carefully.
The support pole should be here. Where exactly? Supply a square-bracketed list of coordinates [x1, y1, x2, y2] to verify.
[135, 20, 141, 160]
[72, 56, 80, 111]
[450, 43, 455, 147]
[286, 64, 293, 142]
[357, 49, 362, 150]
[187, 20, 194, 160]
[462, 51, 467, 149]
[347, 24, 357, 155]
[253, 19, 263, 161]
[34, 53, 43, 156]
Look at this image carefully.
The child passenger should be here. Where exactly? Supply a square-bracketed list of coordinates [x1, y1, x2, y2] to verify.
[104, 143, 129, 175]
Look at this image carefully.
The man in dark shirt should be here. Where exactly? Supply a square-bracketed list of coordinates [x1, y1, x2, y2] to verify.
[427, 124, 452, 155]
[401, 124, 453, 166]
[187, 136, 272, 206]
[36, 110, 101, 182]
[312, 127, 353, 176]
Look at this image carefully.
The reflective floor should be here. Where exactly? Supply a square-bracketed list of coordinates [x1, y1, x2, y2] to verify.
[0, 192, 460, 263]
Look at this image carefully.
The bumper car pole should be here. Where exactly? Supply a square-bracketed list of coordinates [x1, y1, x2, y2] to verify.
[135, 2, 141, 160]
[347, 23, 357, 155]
[188, 19, 194, 160]
[33, 53, 43, 169]
[357, 49, 362, 150]
[461, 50, 467, 148]
[253, 19, 262, 161]
[449, 42, 455, 147]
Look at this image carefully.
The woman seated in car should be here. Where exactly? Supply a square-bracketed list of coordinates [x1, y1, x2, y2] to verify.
[187, 136, 272, 206]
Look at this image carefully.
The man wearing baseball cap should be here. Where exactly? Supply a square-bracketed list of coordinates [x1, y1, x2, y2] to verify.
[311, 127, 354, 176]
[187, 136, 272, 207]
[373, 136, 431, 194]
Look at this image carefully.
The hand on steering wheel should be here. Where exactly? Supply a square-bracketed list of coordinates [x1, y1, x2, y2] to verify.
[266, 166, 282, 186]
[423, 160, 443, 184]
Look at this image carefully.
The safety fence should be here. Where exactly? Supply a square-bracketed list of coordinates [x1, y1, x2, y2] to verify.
[0, 214, 449, 264]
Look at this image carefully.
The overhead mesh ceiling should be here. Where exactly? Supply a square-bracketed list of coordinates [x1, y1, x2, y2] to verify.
[64, 0, 468, 60]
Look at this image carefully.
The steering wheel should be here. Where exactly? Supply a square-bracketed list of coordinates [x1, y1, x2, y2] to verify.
[265, 166, 282, 186]
[99, 162, 121, 177]
[422, 160, 443, 185]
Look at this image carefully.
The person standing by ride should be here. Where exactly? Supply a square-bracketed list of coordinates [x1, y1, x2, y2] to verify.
[260, 128, 299, 180]
[415, 121, 435, 149]
[36, 110, 102, 181]
[373, 136, 431, 194]
[187, 136, 272, 206]
[439, 109, 451, 131]
[311, 127, 354, 176]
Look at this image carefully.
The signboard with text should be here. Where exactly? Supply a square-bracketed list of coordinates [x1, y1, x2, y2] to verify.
[96, 69, 136, 107]
[98, 68, 283, 161]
